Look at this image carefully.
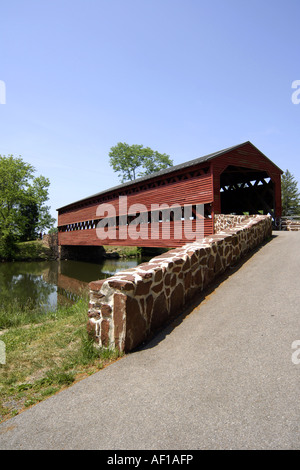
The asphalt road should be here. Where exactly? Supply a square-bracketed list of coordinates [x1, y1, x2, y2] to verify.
[0, 231, 300, 450]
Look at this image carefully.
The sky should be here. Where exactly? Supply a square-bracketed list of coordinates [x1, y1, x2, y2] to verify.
[1, 0, 300, 222]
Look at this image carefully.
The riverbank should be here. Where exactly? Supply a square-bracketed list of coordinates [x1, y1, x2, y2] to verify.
[103, 245, 170, 259]
[0, 297, 122, 423]
[0, 239, 57, 262]
[1, 239, 171, 262]
[16, 239, 56, 261]
[103, 245, 142, 259]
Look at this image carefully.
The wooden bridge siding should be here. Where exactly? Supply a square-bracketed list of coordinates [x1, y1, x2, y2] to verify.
[211, 144, 282, 216]
[58, 219, 214, 248]
[57, 142, 282, 251]
[58, 171, 213, 227]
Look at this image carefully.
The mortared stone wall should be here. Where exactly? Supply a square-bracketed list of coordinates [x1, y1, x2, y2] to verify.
[87, 215, 272, 352]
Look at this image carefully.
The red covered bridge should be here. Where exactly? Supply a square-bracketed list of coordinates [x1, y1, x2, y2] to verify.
[57, 141, 282, 250]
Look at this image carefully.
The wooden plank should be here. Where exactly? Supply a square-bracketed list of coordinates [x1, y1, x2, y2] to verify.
[58, 177, 213, 226]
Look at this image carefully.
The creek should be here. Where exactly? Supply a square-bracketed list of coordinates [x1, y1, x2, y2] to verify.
[0, 257, 148, 312]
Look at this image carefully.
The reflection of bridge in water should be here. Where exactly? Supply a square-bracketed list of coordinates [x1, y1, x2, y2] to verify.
[56, 274, 89, 305]
[0, 259, 142, 313]
[42, 259, 143, 307]
[42, 264, 89, 306]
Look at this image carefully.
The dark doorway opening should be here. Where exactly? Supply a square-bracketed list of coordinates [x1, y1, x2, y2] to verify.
[220, 166, 275, 218]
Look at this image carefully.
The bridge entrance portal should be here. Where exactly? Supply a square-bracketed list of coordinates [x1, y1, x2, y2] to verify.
[220, 165, 276, 219]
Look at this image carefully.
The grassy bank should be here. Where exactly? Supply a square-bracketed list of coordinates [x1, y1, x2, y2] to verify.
[0, 239, 172, 262]
[0, 298, 123, 423]
[15, 241, 159, 261]
[15, 240, 54, 261]
[103, 245, 142, 258]
[0, 239, 55, 262]
[103, 245, 171, 259]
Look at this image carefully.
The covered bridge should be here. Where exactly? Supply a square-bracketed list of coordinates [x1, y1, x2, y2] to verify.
[57, 141, 282, 250]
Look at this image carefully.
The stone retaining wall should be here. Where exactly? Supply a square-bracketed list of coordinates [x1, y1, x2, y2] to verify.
[214, 214, 253, 232]
[281, 218, 300, 231]
[87, 215, 272, 352]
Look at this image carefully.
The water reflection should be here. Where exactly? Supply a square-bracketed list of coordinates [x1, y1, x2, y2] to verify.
[0, 257, 146, 312]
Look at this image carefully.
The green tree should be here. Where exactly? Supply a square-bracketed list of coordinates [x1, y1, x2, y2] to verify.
[281, 169, 300, 216]
[0, 155, 55, 258]
[109, 142, 173, 183]
[19, 201, 39, 241]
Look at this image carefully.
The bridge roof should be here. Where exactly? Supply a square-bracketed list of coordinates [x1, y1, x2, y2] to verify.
[57, 141, 282, 211]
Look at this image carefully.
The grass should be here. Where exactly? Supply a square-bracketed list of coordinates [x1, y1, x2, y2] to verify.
[103, 245, 143, 258]
[1, 239, 171, 262]
[0, 297, 123, 423]
[0, 239, 54, 262]
[15, 239, 55, 261]
[103, 245, 172, 259]
[0, 238, 58, 262]
[18, 241, 143, 261]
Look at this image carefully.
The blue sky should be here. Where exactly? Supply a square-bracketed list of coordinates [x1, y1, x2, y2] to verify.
[1, 0, 299, 222]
